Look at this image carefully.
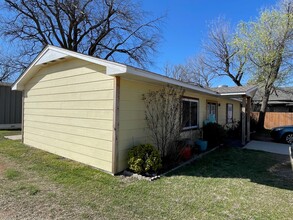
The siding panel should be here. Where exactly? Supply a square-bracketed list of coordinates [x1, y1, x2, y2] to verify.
[24, 114, 112, 131]
[25, 138, 112, 171]
[23, 58, 114, 173]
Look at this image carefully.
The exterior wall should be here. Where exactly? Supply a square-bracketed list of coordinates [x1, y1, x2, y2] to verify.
[184, 91, 241, 126]
[23, 58, 114, 173]
[117, 78, 241, 172]
[0, 84, 22, 129]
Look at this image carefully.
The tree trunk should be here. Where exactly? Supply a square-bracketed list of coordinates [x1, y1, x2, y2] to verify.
[257, 89, 270, 130]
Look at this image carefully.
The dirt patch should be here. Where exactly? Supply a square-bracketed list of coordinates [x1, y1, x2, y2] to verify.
[0, 163, 7, 175]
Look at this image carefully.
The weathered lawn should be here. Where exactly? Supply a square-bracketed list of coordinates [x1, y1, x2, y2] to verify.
[0, 130, 292, 219]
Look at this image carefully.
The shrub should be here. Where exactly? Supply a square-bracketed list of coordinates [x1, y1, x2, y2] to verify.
[225, 120, 241, 138]
[143, 85, 184, 158]
[128, 144, 162, 174]
[203, 122, 226, 147]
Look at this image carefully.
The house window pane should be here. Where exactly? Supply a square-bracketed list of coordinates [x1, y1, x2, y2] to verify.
[183, 101, 190, 128]
[182, 99, 198, 129]
[190, 101, 198, 126]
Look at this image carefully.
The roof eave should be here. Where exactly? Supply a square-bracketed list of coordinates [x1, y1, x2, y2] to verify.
[246, 86, 258, 98]
[218, 86, 258, 98]
[107, 66, 218, 96]
[12, 45, 128, 91]
[12, 45, 51, 91]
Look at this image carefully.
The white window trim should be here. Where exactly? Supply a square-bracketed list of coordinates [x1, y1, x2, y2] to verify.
[182, 98, 199, 130]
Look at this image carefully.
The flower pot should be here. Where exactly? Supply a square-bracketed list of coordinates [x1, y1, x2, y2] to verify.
[195, 140, 208, 152]
[180, 146, 192, 160]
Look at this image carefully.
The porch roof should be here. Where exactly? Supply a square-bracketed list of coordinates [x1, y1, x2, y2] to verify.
[211, 85, 258, 98]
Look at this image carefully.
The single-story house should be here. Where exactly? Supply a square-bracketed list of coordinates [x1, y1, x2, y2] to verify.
[0, 82, 22, 129]
[12, 45, 257, 174]
[253, 87, 293, 112]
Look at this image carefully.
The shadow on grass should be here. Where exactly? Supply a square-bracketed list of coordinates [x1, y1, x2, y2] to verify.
[166, 147, 293, 191]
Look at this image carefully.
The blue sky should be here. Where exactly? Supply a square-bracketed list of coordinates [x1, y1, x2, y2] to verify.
[141, 0, 278, 86]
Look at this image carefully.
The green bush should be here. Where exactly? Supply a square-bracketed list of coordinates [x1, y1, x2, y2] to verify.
[203, 122, 226, 147]
[128, 144, 162, 174]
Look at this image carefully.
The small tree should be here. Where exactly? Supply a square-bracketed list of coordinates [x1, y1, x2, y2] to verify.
[142, 85, 185, 158]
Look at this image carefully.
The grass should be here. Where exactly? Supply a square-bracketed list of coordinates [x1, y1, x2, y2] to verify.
[0, 130, 292, 219]
[4, 169, 22, 180]
[14, 184, 40, 196]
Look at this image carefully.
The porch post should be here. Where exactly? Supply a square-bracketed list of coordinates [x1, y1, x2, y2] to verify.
[241, 95, 247, 145]
[246, 97, 251, 142]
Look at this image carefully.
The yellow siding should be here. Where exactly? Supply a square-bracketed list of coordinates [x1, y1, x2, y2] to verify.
[117, 78, 241, 172]
[23, 58, 114, 173]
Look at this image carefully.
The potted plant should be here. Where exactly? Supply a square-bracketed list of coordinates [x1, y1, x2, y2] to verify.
[178, 139, 193, 160]
[195, 128, 208, 152]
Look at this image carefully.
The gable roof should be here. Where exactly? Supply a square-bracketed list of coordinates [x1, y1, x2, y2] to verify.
[12, 45, 257, 98]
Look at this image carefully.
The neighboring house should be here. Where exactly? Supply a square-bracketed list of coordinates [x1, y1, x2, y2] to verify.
[12, 45, 257, 174]
[0, 82, 22, 129]
[253, 87, 293, 112]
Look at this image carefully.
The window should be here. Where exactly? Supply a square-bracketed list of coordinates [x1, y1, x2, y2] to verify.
[182, 98, 198, 130]
[207, 102, 217, 122]
[226, 103, 233, 123]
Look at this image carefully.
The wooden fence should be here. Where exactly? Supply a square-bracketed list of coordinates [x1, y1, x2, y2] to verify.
[251, 112, 293, 129]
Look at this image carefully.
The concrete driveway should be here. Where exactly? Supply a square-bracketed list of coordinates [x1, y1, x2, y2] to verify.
[244, 140, 290, 155]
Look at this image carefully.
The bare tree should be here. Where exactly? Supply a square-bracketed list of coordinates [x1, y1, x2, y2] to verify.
[164, 54, 216, 88]
[204, 18, 248, 86]
[142, 85, 184, 159]
[240, 0, 293, 129]
[0, 51, 26, 82]
[1, 0, 163, 68]
[184, 55, 217, 88]
[164, 63, 189, 82]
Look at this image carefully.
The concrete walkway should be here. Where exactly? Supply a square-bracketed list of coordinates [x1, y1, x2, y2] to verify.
[4, 135, 22, 141]
[244, 140, 290, 155]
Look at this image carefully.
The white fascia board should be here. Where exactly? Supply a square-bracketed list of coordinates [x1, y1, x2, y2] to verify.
[219, 92, 246, 96]
[12, 46, 51, 91]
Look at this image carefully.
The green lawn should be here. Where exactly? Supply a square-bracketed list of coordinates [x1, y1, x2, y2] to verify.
[0, 130, 292, 219]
